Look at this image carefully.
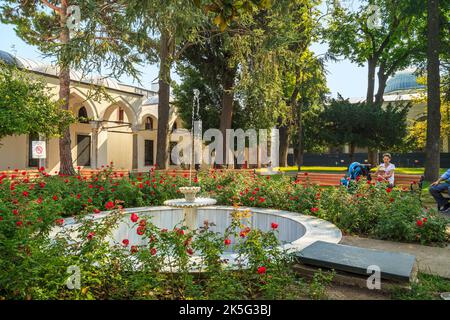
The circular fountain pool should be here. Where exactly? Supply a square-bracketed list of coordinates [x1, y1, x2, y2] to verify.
[52, 206, 341, 255]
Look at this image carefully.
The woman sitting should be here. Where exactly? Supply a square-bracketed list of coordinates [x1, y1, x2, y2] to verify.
[375, 153, 396, 188]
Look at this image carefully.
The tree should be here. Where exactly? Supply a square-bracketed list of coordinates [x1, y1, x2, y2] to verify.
[0, 63, 74, 142]
[125, 0, 206, 169]
[319, 98, 410, 162]
[1, 0, 142, 175]
[193, 0, 272, 31]
[424, 0, 441, 181]
[324, 0, 422, 165]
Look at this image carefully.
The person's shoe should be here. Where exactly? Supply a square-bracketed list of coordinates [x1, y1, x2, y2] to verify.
[439, 203, 450, 212]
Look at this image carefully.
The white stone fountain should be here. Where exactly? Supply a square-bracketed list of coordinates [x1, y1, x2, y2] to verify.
[163, 89, 217, 230]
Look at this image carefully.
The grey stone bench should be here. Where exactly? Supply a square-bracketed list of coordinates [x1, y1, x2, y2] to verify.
[295, 241, 417, 283]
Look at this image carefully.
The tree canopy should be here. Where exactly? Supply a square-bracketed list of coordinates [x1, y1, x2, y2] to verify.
[0, 63, 74, 141]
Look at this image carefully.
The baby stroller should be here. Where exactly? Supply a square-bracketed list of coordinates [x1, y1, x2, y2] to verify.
[340, 162, 372, 188]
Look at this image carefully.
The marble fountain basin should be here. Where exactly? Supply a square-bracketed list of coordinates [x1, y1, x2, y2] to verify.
[51, 206, 341, 263]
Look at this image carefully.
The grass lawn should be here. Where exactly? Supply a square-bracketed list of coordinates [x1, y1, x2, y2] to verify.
[391, 273, 450, 300]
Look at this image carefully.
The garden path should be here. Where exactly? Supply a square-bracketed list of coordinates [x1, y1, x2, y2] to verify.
[341, 236, 450, 279]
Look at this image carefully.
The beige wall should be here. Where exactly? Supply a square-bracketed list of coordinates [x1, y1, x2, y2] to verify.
[0, 72, 184, 172]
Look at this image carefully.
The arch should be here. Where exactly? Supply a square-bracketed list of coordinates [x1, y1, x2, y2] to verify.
[139, 113, 158, 130]
[78, 106, 89, 123]
[100, 101, 137, 127]
[70, 88, 99, 119]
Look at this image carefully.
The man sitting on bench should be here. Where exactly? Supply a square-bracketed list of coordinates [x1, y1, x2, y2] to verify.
[429, 168, 450, 213]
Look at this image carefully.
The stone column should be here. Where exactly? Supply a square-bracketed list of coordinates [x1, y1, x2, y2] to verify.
[90, 121, 100, 169]
[132, 126, 139, 171]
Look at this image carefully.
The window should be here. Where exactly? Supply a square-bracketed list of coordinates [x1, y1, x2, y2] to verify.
[172, 121, 177, 133]
[118, 108, 124, 122]
[28, 133, 40, 168]
[76, 135, 91, 166]
[78, 107, 88, 123]
[145, 117, 153, 130]
[144, 140, 154, 166]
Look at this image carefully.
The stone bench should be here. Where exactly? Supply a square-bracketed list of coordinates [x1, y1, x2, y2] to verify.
[295, 241, 417, 285]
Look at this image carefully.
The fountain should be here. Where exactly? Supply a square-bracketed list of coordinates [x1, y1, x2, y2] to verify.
[164, 89, 217, 230]
[51, 89, 342, 271]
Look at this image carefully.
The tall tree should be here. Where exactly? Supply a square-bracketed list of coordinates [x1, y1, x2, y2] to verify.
[1, 0, 141, 175]
[424, 0, 441, 181]
[324, 0, 421, 165]
[125, 0, 205, 169]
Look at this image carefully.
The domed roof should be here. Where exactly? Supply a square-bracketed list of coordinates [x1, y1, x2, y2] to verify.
[0, 50, 17, 65]
[385, 70, 425, 94]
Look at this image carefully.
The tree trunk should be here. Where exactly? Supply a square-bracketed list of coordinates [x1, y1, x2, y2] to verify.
[156, 30, 171, 170]
[219, 69, 235, 168]
[366, 58, 377, 104]
[375, 64, 388, 104]
[349, 143, 356, 163]
[58, 1, 75, 176]
[367, 57, 378, 167]
[424, 0, 441, 181]
[278, 117, 289, 167]
[295, 102, 304, 171]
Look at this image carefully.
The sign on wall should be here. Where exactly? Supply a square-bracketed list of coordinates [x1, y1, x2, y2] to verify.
[32, 141, 46, 159]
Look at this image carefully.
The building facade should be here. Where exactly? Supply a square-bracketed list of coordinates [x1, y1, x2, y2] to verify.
[0, 50, 184, 172]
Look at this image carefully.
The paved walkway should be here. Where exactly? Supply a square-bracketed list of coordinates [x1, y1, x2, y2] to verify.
[341, 236, 450, 279]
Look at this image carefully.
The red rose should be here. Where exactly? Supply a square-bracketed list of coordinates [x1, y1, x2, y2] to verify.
[55, 218, 64, 225]
[257, 266, 266, 274]
[105, 201, 114, 210]
[422, 217, 428, 223]
[386, 188, 392, 193]
[122, 239, 129, 246]
[416, 220, 423, 227]
[130, 213, 139, 223]
[131, 246, 138, 254]
[310, 207, 319, 213]
[52, 195, 58, 201]
[224, 238, 231, 246]
[271, 222, 278, 229]
[187, 248, 194, 255]
[12, 209, 19, 216]
[137, 226, 146, 235]
[93, 208, 101, 214]
[249, 196, 255, 201]
[259, 197, 266, 203]
[150, 248, 157, 256]
[22, 191, 29, 197]
[37, 197, 43, 204]
[16, 221, 23, 227]
[87, 232, 95, 240]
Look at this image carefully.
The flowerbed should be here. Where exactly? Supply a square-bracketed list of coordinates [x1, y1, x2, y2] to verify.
[0, 167, 447, 246]
[0, 167, 447, 299]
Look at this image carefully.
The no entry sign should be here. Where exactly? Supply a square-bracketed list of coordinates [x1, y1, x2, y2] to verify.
[32, 141, 46, 159]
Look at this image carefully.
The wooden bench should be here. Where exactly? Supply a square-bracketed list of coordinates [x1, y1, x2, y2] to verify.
[295, 172, 424, 189]
[0, 169, 41, 181]
[79, 169, 129, 180]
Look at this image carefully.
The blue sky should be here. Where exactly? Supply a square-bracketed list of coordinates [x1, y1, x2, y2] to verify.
[0, 16, 369, 99]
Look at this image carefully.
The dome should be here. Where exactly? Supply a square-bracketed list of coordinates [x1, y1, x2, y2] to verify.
[0, 50, 17, 65]
[385, 70, 425, 94]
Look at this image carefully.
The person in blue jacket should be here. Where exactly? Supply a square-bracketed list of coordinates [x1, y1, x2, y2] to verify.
[429, 168, 450, 212]
[340, 162, 371, 188]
